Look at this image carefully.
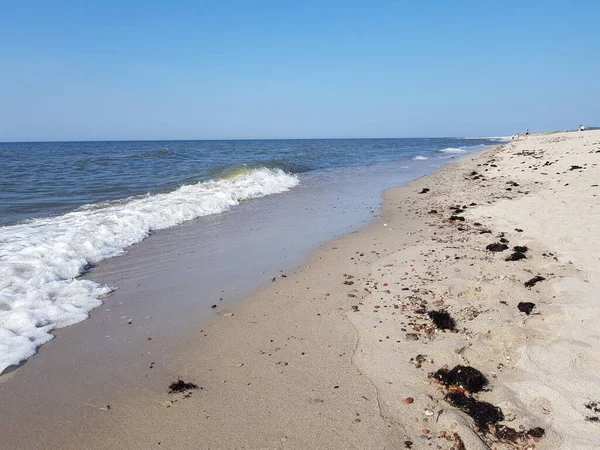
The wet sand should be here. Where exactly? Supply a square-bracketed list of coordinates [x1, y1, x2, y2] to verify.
[0, 157, 423, 448]
[2, 130, 600, 449]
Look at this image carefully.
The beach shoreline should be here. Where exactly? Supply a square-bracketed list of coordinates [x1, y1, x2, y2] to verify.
[0, 138, 489, 375]
[0, 142, 484, 447]
[3, 131, 600, 449]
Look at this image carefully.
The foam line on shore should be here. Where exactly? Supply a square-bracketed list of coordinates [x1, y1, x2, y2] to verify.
[437, 147, 467, 153]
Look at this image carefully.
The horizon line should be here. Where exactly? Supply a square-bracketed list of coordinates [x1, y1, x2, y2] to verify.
[0, 135, 511, 144]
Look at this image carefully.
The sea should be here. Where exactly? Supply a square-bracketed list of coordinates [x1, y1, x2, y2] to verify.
[0, 137, 501, 372]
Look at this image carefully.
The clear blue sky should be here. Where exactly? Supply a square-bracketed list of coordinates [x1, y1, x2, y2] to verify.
[1, 1, 598, 141]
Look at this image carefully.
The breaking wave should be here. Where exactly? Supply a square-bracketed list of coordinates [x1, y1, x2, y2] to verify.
[0, 168, 299, 373]
[437, 147, 467, 154]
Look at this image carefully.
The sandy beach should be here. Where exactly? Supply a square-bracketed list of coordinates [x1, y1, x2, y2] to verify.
[2, 130, 600, 449]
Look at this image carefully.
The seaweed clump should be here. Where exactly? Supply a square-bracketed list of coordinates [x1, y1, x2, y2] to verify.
[494, 424, 546, 444]
[168, 379, 198, 394]
[469, 400, 504, 428]
[445, 391, 546, 441]
[524, 275, 545, 288]
[517, 302, 536, 315]
[505, 251, 527, 261]
[486, 243, 509, 252]
[432, 365, 488, 393]
[513, 245, 528, 253]
[437, 369, 546, 444]
[428, 310, 456, 331]
[445, 392, 503, 428]
[445, 391, 476, 409]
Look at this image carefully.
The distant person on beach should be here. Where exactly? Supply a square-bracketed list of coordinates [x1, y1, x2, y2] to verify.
[525, 129, 530, 138]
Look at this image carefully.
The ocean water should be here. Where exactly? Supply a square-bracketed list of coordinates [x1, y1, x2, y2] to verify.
[0, 137, 501, 372]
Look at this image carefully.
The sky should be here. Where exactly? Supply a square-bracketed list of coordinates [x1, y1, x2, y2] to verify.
[0, 0, 599, 141]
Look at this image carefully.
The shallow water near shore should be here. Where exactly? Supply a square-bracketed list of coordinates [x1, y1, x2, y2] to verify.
[85, 159, 441, 336]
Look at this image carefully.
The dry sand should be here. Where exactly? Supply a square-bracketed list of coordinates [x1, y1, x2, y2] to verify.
[3, 130, 600, 449]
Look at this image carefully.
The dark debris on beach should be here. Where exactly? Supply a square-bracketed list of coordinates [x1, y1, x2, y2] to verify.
[168, 379, 198, 394]
[431, 365, 488, 393]
[436, 369, 546, 444]
[524, 275, 545, 288]
[462, 397, 504, 428]
[486, 243, 509, 252]
[427, 310, 456, 331]
[505, 251, 527, 261]
[517, 302, 536, 315]
[494, 425, 546, 444]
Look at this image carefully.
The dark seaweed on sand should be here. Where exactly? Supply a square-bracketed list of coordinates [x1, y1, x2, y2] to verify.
[517, 302, 536, 315]
[468, 400, 504, 428]
[585, 401, 600, 412]
[442, 375, 546, 441]
[432, 365, 488, 393]
[505, 251, 527, 261]
[528, 427, 545, 439]
[486, 243, 509, 252]
[513, 246, 528, 253]
[445, 392, 504, 428]
[445, 391, 476, 409]
[168, 379, 198, 394]
[428, 310, 456, 331]
[494, 425, 546, 443]
[524, 275, 545, 288]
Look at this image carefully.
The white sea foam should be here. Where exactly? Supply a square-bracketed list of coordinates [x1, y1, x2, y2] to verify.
[437, 147, 467, 154]
[413, 155, 428, 160]
[461, 136, 511, 141]
[0, 168, 299, 373]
